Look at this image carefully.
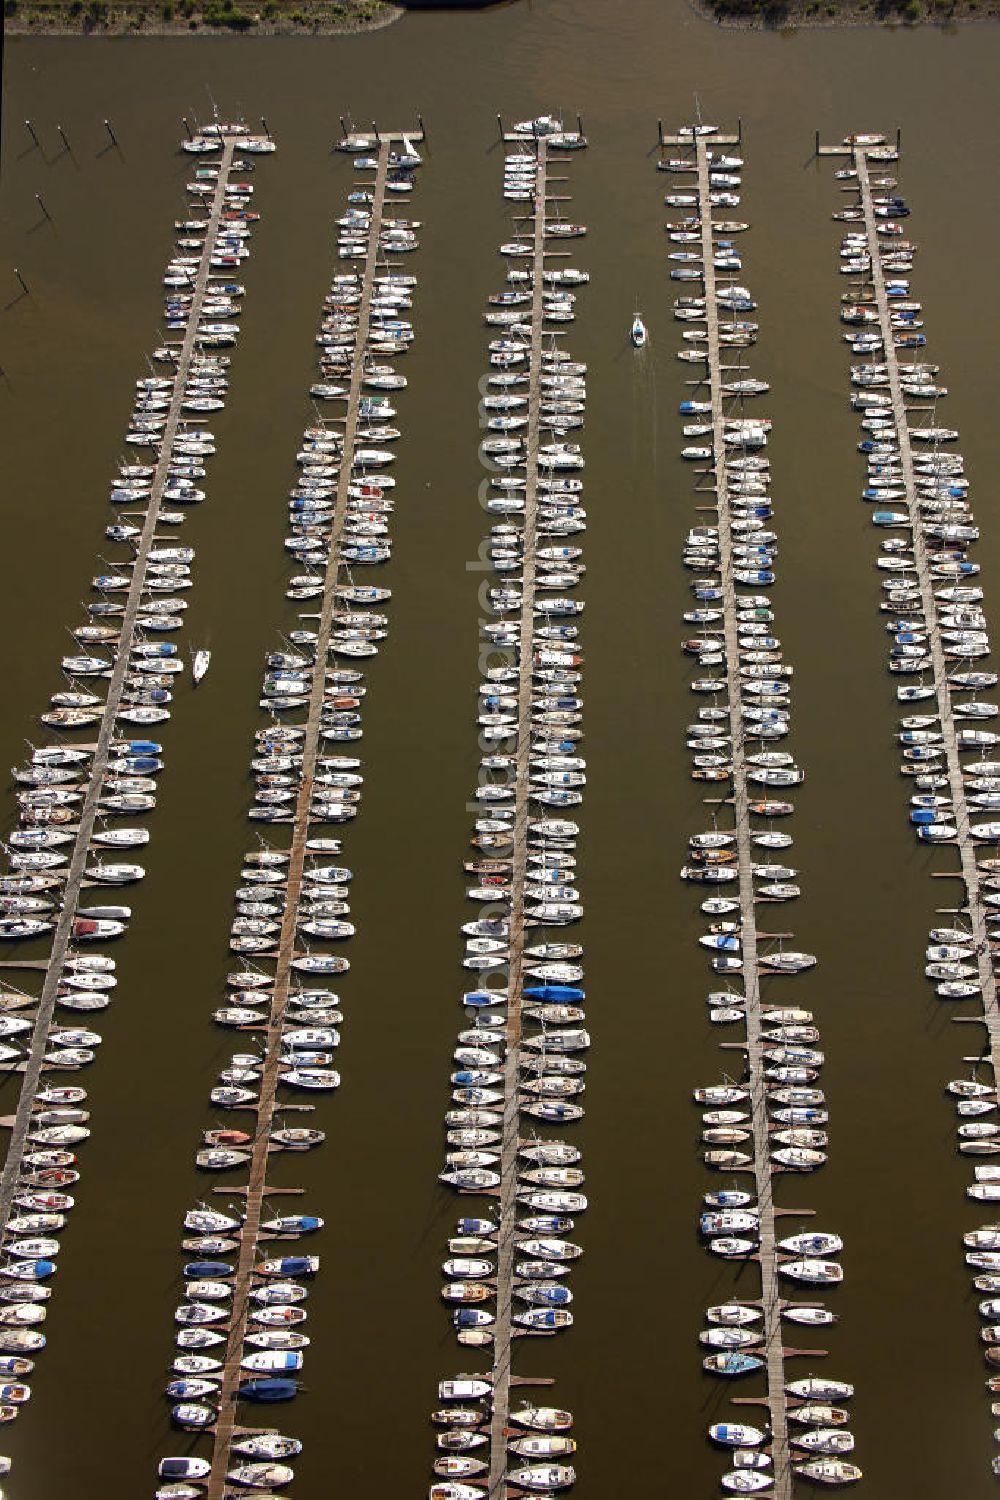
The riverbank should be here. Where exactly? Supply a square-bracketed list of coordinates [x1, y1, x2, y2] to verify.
[693, 0, 996, 25]
[5, 0, 402, 34]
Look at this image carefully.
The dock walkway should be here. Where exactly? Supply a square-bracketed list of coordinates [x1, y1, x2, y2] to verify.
[694, 134, 792, 1500]
[202, 133, 405, 1500]
[0, 139, 239, 1235]
[486, 139, 550, 1500]
[852, 145, 1000, 1069]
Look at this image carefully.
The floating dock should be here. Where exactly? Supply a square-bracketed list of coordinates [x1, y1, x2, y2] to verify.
[829, 135, 999, 1476]
[429, 119, 589, 1495]
[0, 138, 240, 1237]
[851, 144, 1000, 1057]
[200, 128, 419, 1500]
[691, 130, 794, 1500]
[485, 139, 551, 1500]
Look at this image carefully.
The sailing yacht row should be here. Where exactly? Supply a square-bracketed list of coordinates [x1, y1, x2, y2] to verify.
[429, 117, 589, 1500]
[832, 132, 1000, 1482]
[152, 128, 423, 1499]
[666, 122, 858, 1495]
[0, 125, 271, 1466]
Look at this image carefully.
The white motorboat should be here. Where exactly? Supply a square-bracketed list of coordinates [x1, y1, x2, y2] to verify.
[793, 1459, 862, 1485]
[710, 1422, 766, 1447]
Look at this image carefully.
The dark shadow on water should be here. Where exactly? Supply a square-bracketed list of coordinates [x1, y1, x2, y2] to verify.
[396, 0, 517, 8]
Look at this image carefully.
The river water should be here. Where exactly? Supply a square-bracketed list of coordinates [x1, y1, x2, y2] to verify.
[2, 4, 1000, 1496]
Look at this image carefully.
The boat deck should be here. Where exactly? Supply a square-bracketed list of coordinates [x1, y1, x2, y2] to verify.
[0, 139, 239, 1235]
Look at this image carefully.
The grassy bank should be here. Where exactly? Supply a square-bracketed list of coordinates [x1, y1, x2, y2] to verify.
[698, 0, 995, 25]
[5, 0, 402, 34]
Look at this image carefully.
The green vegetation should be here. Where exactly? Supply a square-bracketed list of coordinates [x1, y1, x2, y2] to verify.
[6, 0, 396, 30]
[704, 0, 791, 19]
[704, 0, 989, 23]
[200, 0, 257, 29]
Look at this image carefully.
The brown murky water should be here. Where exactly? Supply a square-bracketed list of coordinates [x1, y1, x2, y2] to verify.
[2, 5, 1000, 1496]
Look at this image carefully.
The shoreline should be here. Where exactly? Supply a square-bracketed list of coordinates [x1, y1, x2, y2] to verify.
[6, 1, 404, 35]
[8, 0, 998, 38]
[689, 0, 998, 27]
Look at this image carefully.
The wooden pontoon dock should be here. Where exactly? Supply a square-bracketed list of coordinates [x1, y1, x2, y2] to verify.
[0, 140, 240, 1236]
[201, 128, 420, 1500]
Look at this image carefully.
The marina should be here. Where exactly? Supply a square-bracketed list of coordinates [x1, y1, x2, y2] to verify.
[826, 130, 1000, 1481]
[0, 122, 271, 1447]
[6, 13, 1000, 1496]
[429, 114, 591, 1500]
[669, 122, 856, 1496]
[151, 122, 424, 1500]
